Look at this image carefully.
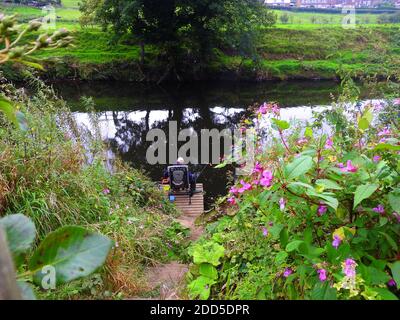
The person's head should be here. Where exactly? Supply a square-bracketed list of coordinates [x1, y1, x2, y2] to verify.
[176, 157, 185, 165]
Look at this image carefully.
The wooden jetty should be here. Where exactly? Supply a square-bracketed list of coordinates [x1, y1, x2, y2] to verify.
[160, 183, 204, 215]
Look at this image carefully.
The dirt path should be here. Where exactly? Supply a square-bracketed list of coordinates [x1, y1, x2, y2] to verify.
[136, 212, 203, 300]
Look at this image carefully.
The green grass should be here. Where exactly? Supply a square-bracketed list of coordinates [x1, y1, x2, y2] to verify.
[273, 8, 386, 26]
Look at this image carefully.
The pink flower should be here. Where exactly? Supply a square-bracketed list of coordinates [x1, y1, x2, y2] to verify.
[227, 197, 236, 205]
[393, 98, 400, 106]
[238, 180, 252, 193]
[378, 128, 391, 137]
[262, 227, 268, 237]
[252, 179, 260, 186]
[373, 102, 384, 110]
[317, 204, 328, 216]
[297, 137, 308, 145]
[317, 269, 327, 282]
[230, 186, 239, 195]
[332, 235, 341, 249]
[279, 198, 286, 211]
[260, 170, 273, 187]
[393, 212, 400, 223]
[252, 162, 263, 174]
[102, 188, 110, 195]
[325, 137, 333, 150]
[340, 160, 358, 173]
[272, 104, 280, 116]
[388, 279, 397, 287]
[372, 204, 385, 215]
[343, 259, 357, 278]
[258, 102, 268, 115]
[373, 155, 381, 163]
[283, 268, 293, 278]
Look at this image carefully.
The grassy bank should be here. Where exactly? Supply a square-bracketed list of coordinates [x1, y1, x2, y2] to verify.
[0, 76, 189, 299]
[1, 3, 400, 81]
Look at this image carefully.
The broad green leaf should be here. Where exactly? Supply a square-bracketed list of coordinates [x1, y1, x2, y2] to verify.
[286, 240, 304, 252]
[311, 281, 337, 300]
[17, 281, 36, 300]
[388, 190, 400, 212]
[374, 288, 398, 300]
[29, 226, 113, 286]
[199, 263, 218, 280]
[358, 117, 370, 130]
[271, 118, 290, 131]
[315, 179, 342, 190]
[306, 190, 338, 210]
[189, 242, 225, 266]
[274, 251, 288, 264]
[353, 184, 379, 209]
[187, 276, 216, 300]
[284, 156, 313, 180]
[379, 232, 398, 252]
[304, 127, 313, 138]
[0, 214, 36, 255]
[0, 95, 28, 131]
[374, 143, 400, 151]
[15, 59, 44, 70]
[390, 261, 400, 290]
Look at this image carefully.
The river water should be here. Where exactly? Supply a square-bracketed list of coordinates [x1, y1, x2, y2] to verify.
[53, 80, 370, 209]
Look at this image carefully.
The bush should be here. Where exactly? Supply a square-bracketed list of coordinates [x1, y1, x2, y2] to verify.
[187, 82, 400, 300]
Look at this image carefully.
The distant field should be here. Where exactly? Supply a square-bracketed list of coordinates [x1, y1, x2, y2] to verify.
[273, 9, 390, 26]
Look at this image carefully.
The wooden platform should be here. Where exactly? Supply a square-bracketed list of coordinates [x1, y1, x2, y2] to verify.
[159, 183, 204, 216]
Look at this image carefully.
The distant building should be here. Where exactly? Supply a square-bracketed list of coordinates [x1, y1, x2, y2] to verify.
[266, 0, 384, 8]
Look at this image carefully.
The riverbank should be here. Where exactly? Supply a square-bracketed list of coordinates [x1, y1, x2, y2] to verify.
[1, 25, 393, 82]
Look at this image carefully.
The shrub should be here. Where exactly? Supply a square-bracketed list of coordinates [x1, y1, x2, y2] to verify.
[187, 83, 400, 300]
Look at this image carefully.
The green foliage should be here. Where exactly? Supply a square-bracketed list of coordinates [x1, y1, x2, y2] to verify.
[188, 82, 400, 300]
[0, 214, 112, 300]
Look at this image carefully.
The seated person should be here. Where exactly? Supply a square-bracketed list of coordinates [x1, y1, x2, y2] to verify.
[163, 157, 196, 193]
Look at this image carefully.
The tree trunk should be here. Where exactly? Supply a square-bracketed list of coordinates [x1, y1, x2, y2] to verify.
[0, 228, 22, 300]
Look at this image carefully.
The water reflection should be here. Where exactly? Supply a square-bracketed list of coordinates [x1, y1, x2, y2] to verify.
[55, 80, 345, 208]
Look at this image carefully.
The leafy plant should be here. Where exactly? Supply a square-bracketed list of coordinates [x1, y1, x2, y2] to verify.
[188, 85, 400, 300]
[0, 214, 112, 300]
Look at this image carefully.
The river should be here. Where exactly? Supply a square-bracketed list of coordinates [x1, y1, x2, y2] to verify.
[52, 80, 371, 209]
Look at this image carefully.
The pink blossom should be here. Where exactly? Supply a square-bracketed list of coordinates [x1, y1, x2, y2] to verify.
[238, 180, 252, 193]
[262, 227, 268, 237]
[230, 186, 239, 195]
[252, 162, 263, 174]
[272, 104, 280, 116]
[102, 188, 110, 195]
[325, 137, 333, 150]
[317, 204, 328, 216]
[393, 98, 400, 106]
[258, 102, 268, 115]
[317, 269, 327, 282]
[393, 212, 400, 223]
[332, 235, 341, 249]
[252, 179, 260, 186]
[340, 160, 358, 173]
[227, 197, 236, 205]
[297, 137, 308, 145]
[373, 155, 381, 163]
[260, 170, 273, 187]
[378, 128, 391, 137]
[283, 268, 293, 278]
[372, 204, 385, 215]
[388, 279, 397, 287]
[343, 259, 357, 278]
[279, 198, 286, 211]
[373, 102, 384, 111]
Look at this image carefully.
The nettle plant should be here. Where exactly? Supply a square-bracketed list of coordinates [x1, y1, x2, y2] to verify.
[189, 93, 400, 300]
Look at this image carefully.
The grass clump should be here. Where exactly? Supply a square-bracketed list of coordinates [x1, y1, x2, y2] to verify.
[0, 74, 188, 299]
